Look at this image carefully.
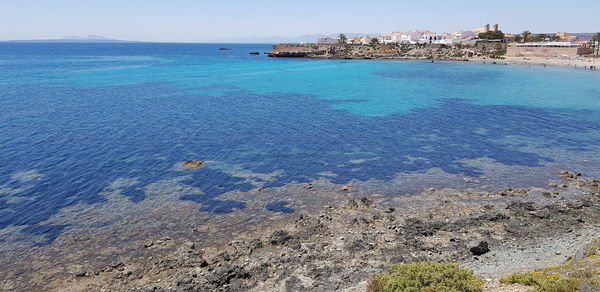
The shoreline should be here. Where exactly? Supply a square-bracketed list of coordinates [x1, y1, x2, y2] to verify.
[11, 170, 598, 291]
[268, 43, 600, 71]
[272, 55, 600, 71]
[472, 56, 600, 71]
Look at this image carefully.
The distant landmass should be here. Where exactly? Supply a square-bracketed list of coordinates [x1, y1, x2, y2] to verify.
[2, 35, 138, 43]
[2, 32, 596, 44]
[210, 33, 380, 44]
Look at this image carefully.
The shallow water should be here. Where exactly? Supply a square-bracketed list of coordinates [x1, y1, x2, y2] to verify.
[1, 43, 600, 253]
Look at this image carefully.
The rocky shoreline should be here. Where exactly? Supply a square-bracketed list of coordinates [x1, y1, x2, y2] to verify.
[19, 171, 598, 292]
[268, 43, 508, 61]
[268, 43, 600, 71]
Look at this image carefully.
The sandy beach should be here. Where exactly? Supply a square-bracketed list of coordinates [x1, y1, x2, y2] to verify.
[474, 56, 600, 70]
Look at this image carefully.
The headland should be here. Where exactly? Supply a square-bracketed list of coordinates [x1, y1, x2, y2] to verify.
[268, 43, 600, 70]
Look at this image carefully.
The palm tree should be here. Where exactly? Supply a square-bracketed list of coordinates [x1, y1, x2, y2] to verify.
[338, 34, 347, 44]
[592, 33, 600, 55]
[521, 30, 531, 43]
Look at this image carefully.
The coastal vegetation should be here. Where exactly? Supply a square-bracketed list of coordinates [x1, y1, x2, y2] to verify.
[515, 31, 562, 43]
[367, 263, 483, 292]
[500, 239, 600, 291]
[530, 34, 561, 42]
[478, 30, 505, 40]
[520, 30, 532, 43]
[591, 33, 600, 55]
[338, 33, 347, 44]
[491, 48, 507, 58]
[584, 238, 600, 258]
[500, 271, 580, 291]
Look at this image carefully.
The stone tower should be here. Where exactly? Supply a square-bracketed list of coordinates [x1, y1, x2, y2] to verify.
[493, 24, 499, 32]
[485, 24, 490, 32]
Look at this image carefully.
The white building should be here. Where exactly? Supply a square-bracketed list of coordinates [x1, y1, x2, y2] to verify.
[361, 36, 375, 44]
[419, 33, 446, 44]
[454, 30, 476, 40]
[379, 34, 394, 44]
[397, 31, 427, 44]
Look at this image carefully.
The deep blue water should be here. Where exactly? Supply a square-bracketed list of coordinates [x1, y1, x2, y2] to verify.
[1, 43, 600, 245]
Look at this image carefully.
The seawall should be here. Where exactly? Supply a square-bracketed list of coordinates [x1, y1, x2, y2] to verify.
[506, 46, 593, 58]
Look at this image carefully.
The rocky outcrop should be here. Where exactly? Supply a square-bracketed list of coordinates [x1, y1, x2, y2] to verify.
[182, 160, 205, 169]
[269, 43, 508, 60]
[53, 171, 600, 292]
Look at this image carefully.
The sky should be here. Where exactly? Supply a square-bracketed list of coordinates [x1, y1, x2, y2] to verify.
[1, 0, 598, 42]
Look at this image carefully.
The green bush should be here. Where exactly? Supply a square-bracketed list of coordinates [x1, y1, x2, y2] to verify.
[494, 49, 507, 56]
[500, 272, 580, 292]
[367, 262, 483, 292]
[478, 30, 505, 40]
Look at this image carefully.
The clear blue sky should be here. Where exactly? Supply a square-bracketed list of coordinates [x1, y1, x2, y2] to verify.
[1, 0, 598, 42]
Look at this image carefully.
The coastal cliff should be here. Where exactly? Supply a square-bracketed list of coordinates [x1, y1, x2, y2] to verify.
[269, 43, 508, 60]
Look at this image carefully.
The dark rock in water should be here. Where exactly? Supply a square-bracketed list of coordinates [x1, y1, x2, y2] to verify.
[249, 52, 260, 55]
[219, 48, 232, 51]
[183, 160, 204, 169]
[560, 170, 582, 180]
[469, 241, 490, 256]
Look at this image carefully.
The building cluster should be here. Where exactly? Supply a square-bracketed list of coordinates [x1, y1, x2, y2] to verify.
[318, 24, 503, 45]
[317, 24, 585, 48]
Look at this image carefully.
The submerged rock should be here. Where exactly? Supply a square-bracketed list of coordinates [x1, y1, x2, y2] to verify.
[560, 170, 582, 180]
[183, 160, 205, 169]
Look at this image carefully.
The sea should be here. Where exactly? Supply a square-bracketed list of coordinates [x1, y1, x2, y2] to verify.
[1, 42, 600, 275]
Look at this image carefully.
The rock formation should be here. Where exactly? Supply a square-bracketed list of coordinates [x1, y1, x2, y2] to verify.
[269, 43, 507, 60]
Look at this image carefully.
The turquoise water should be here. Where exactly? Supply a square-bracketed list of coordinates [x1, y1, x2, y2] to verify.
[1, 43, 600, 247]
